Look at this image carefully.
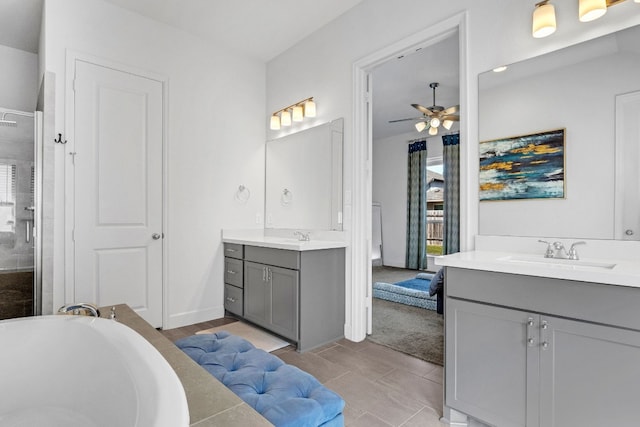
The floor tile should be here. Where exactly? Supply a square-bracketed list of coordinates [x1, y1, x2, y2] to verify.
[317, 343, 395, 379]
[277, 348, 349, 383]
[363, 340, 440, 377]
[401, 407, 448, 427]
[349, 412, 394, 427]
[424, 365, 443, 385]
[377, 369, 443, 414]
[326, 371, 424, 426]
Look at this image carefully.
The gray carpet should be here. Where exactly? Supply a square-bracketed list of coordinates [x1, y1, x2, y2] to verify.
[368, 297, 443, 366]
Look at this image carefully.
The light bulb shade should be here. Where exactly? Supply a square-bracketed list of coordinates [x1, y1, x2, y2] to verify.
[532, 2, 556, 38]
[281, 110, 292, 126]
[442, 119, 454, 130]
[292, 105, 304, 122]
[270, 115, 281, 130]
[415, 121, 427, 132]
[579, 0, 607, 22]
[304, 99, 316, 117]
[430, 117, 441, 128]
[428, 126, 438, 136]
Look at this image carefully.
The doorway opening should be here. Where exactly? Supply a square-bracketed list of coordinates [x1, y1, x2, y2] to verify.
[351, 13, 468, 365]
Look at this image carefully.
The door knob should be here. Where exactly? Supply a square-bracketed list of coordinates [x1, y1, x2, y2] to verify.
[626, 229, 634, 236]
[152, 233, 162, 240]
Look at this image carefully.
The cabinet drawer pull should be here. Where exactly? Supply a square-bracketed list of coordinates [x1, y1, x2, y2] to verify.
[226, 248, 236, 252]
[527, 318, 534, 327]
[227, 270, 236, 275]
[226, 297, 236, 303]
[541, 341, 549, 349]
[527, 338, 535, 346]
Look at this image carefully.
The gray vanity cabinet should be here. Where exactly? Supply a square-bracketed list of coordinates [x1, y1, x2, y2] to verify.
[445, 267, 640, 427]
[244, 260, 299, 341]
[224, 242, 345, 351]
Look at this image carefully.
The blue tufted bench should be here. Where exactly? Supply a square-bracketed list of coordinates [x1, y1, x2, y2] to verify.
[175, 332, 345, 427]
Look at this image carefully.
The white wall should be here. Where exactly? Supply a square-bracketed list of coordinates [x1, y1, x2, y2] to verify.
[479, 50, 640, 239]
[372, 131, 442, 268]
[44, 0, 266, 327]
[0, 44, 38, 112]
[267, 0, 640, 340]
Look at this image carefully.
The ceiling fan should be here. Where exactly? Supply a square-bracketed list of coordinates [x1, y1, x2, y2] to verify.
[389, 82, 459, 135]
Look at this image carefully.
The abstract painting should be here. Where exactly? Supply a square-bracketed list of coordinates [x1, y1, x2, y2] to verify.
[479, 128, 565, 201]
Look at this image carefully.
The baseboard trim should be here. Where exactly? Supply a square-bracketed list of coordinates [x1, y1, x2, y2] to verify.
[165, 305, 224, 330]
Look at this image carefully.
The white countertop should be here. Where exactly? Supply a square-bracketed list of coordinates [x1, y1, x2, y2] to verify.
[222, 230, 347, 251]
[435, 250, 640, 288]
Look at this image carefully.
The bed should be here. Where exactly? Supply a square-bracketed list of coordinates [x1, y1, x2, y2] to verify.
[373, 272, 438, 311]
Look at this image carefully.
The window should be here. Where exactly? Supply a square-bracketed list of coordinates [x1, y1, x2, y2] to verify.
[426, 158, 443, 255]
[0, 163, 17, 233]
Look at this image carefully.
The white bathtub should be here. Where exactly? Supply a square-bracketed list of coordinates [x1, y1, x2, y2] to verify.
[0, 315, 189, 427]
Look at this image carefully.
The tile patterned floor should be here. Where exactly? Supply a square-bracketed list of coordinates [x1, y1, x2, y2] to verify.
[161, 318, 446, 427]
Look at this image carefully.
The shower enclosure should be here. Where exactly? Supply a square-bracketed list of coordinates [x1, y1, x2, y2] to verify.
[0, 108, 41, 320]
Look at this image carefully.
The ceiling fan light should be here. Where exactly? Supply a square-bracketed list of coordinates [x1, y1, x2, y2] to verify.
[304, 99, 316, 117]
[443, 119, 454, 130]
[292, 105, 304, 122]
[430, 117, 441, 128]
[280, 110, 292, 126]
[270, 115, 281, 130]
[415, 121, 427, 132]
[579, 0, 607, 22]
[532, 1, 556, 38]
[428, 126, 438, 136]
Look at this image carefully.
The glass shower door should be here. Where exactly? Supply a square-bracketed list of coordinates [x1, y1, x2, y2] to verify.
[0, 109, 36, 320]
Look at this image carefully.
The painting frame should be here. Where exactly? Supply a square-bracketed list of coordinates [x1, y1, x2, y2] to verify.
[479, 128, 565, 201]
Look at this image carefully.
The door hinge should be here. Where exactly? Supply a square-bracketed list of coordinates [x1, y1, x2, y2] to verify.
[71, 229, 75, 242]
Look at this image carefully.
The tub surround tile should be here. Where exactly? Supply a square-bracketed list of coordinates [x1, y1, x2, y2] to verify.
[101, 305, 271, 427]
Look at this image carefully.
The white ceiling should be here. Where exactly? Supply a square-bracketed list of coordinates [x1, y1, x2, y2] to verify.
[0, 0, 43, 53]
[100, 0, 365, 62]
[371, 33, 460, 140]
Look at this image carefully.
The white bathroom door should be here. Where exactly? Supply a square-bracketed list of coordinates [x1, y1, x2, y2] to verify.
[615, 91, 640, 241]
[72, 60, 164, 327]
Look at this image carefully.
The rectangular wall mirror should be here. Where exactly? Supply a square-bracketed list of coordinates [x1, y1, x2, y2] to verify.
[265, 118, 343, 231]
[478, 25, 640, 240]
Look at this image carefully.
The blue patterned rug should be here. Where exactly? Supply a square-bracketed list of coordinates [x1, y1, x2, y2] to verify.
[373, 274, 436, 311]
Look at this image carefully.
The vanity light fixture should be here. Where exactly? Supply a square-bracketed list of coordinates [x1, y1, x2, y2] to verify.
[579, 0, 607, 21]
[281, 110, 292, 127]
[269, 97, 316, 130]
[533, 0, 635, 38]
[493, 65, 508, 73]
[532, 0, 557, 38]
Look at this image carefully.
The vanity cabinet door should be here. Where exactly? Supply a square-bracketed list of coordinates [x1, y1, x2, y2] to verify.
[539, 316, 640, 427]
[446, 298, 539, 427]
[244, 261, 269, 328]
[243, 261, 299, 341]
[268, 265, 299, 341]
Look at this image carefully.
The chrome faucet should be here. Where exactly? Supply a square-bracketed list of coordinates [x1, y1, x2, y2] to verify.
[568, 241, 586, 260]
[293, 231, 310, 241]
[552, 241, 569, 259]
[539, 240, 587, 260]
[58, 303, 101, 317]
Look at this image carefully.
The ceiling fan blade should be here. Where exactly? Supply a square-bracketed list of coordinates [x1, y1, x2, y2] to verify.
[389, 117, 423, 123]
[441, 115, 460, 122]
[411, 104, 434, 116]
[442, 105, 460, 115]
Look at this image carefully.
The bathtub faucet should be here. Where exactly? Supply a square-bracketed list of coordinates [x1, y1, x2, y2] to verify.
[58, 303, 101, 317]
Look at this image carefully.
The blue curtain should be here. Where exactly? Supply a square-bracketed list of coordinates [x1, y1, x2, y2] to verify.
[442, 133, 460, 255]
[406, 140, 427, 270]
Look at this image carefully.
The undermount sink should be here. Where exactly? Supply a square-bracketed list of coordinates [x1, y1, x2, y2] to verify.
[498, 255, 617, 270]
